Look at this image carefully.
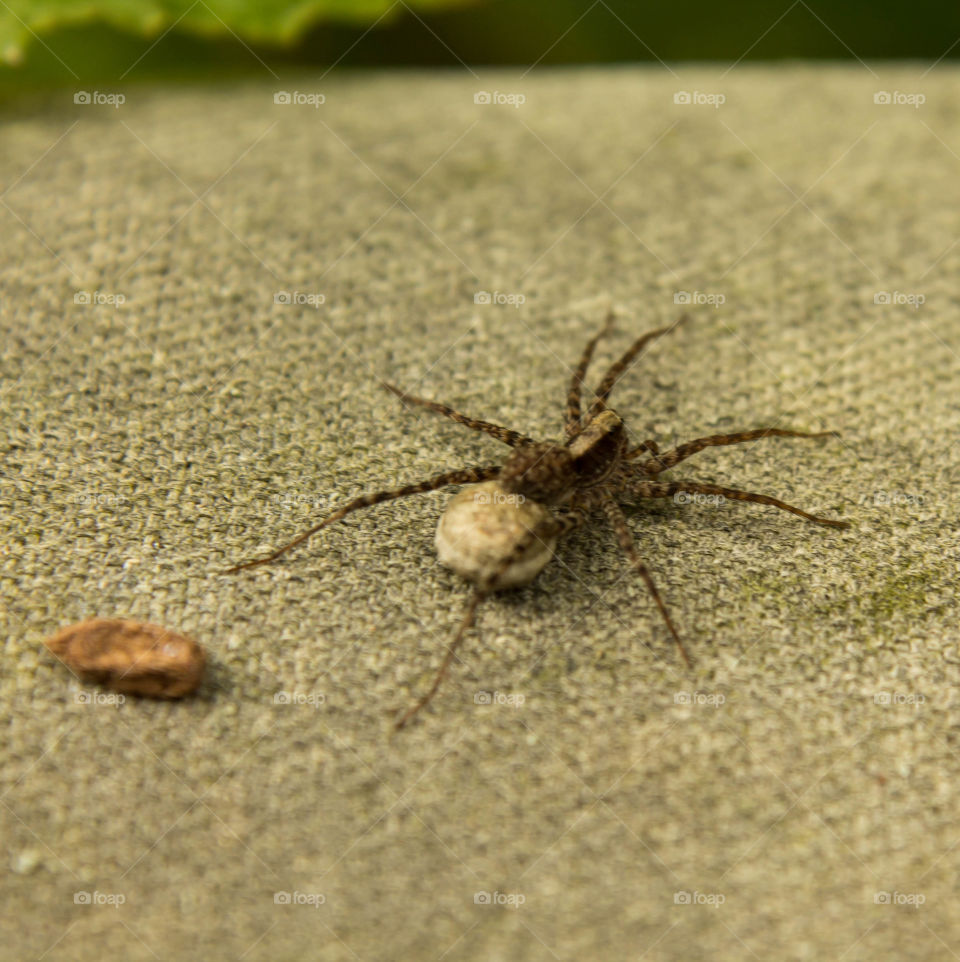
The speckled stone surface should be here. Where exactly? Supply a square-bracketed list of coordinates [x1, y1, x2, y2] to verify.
[2, 66, 959, 961]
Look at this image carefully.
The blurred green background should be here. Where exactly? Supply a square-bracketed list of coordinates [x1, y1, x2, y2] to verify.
[2, 0, 959, 91]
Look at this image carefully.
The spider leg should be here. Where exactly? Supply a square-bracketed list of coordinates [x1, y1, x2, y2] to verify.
[394, 586, 485, 731]
[222, 464, 502, 574]
[380, 380, 534, 448]
[394, 504, 588, 729]
[627, 439, 660, 458]
[587, 314, 686, 419]
[630, 427, 840, 474]
[600, 493, 692, 667]
[626, 479, 851, 529]
[550, 502, 592, 537]
[565, 309, 614, 438]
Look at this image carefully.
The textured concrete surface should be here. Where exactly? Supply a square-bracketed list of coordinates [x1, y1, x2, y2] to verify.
[2, 66, 959, 961]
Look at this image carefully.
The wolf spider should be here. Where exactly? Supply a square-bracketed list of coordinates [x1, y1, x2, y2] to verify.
[225, 313, 850, 728]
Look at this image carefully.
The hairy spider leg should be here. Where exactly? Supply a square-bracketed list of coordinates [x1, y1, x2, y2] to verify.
[628, 427, 840, 473]
[380, 380, 534, 448]
[565, 309, 615, 438]
[394, 503, 591, 729]
[587, 315, 687, 419]
[600, 492, 692, 667]
[625, 479, 851, 529]
[222, 465, 503, 573]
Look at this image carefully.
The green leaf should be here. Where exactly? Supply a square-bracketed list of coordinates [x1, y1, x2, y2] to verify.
[0, 0, 480, 65]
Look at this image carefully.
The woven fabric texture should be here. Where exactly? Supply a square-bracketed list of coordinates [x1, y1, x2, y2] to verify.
[2, 66, 958, 961]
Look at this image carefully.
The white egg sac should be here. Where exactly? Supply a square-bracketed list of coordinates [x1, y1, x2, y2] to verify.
[435, 480, 558, 590]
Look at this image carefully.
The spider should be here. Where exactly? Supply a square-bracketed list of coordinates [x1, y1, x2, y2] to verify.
[224, 312, 850, 728]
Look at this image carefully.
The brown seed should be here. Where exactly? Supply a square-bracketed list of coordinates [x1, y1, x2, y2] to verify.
[44, 618, 206, 698]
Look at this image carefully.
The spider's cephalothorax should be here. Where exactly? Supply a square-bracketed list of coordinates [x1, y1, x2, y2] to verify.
[499, 409, 628, 504]
[566, 408, 629, 486]
[224, 312, 851, 729]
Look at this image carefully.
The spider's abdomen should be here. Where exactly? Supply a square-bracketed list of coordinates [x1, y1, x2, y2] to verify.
[435, 481, 557, 590]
